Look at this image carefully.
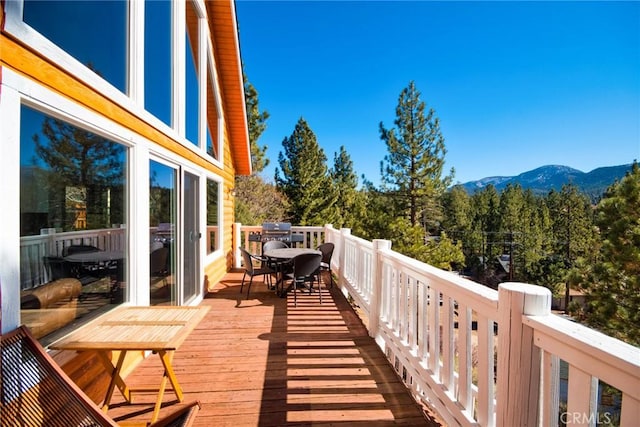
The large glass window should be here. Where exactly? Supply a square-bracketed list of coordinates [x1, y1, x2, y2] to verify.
[19, 105, 128, 345]
[23, 0, 127, 93]
[185, 1, 200, 146]
[206, 61, 220, 160]
[206, 179, 220, 254]
[144, 0, 172, 126]
[149, 160, 178, 306]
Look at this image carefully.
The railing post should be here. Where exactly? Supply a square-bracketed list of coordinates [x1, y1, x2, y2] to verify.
[497, 282, 551, 427]
[369, 239, 392, 340]
[337, 228, 351, 289]
[323, 224, 333, 245]
[233, 222, 241, 269]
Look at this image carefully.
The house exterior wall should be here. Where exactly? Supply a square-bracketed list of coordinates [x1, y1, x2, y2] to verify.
[0, 0, 248, 400]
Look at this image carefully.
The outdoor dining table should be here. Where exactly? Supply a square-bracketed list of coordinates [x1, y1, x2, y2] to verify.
[263, 247, 321, 297]
[50, 305, 209, 423]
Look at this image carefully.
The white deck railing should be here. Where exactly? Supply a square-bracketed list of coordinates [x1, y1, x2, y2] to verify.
[239, 224, 640, 427]
[20, 227, 127, 289]
[25, 224, 638, 425]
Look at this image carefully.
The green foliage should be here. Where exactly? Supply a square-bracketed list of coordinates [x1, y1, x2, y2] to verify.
[275, 118, 338, 226]
[580, 162, 640, 345]
[32, 116, 125, 231]
[422, 232, 466, 271]
[379, 81, 453, 229]
[330, 146, 367, 231]
[243, 73, 270, 174]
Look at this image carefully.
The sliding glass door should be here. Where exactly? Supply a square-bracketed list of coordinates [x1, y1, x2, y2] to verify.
[149, 160, 177, 305]
[182, 171, 200, 303]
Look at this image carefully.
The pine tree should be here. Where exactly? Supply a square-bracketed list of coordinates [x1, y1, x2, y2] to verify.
[470, 185, 501, 273]
[33, 116, 124, 230]
[243, 73, 270, 174]
[330, 146, 364, 230]
[581, 163, 640, 345]
[275, 118, 337, 225]
[379, 81, 453, 230]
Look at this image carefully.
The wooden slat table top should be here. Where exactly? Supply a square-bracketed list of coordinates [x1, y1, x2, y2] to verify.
[50, 306, 210, 352]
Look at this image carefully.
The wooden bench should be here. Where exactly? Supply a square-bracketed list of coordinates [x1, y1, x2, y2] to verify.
[0, 325, 200, 426]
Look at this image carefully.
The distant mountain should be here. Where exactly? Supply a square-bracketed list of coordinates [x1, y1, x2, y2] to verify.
[458, 164, 633, 201]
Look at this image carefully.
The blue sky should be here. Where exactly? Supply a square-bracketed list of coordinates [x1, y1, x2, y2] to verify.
[235, 0, 640, 185]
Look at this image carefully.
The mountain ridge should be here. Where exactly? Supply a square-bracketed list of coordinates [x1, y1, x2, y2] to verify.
[458, 163, 633, 200]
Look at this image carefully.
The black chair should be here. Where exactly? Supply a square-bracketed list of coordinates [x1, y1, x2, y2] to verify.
[262, 240, 288, 258]
[286, 252, 322, 307]
[239, 247, 275, 299]
[43, 256, 72, 281]
[151, 247, 170, 287]
[316, 242, 335, 288]
[261, 240, 291, 283]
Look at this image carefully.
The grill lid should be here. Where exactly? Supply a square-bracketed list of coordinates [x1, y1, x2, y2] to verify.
[262, 222, 292, 233]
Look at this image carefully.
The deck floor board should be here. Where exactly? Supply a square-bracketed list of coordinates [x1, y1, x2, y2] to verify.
[107, 272, 442, 426]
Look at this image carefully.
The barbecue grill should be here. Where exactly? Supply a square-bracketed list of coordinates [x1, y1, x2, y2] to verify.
[248, 222, 303, 245]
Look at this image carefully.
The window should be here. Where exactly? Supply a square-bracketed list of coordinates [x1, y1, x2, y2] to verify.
[150, 160, 177, 305]
[206, 179, 220, 254]
[23, 0, 128, 93]
[206, 58, 221, 160]
[19, 104, 128, 344]
[185, 0, 200, 147]
[144, 0, 172, 127]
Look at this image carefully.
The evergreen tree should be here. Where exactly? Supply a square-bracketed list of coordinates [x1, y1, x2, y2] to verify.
[543, 185, 597, 299]
[358, 178, 395, 241]
[379, 81, 453, 230]
[243, 73, 270, 174]
[497, 184, 532, 280]
[441, 185, 472, 241]
[275, 118, 337, 225]
[580, 163, 640, 345]
[330, 146, 365, 230]
[470, 185, 501, 275]
[33, 116, 124, 230]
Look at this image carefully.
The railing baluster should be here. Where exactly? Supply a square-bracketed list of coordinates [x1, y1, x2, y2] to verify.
[542, 350, 560, 427]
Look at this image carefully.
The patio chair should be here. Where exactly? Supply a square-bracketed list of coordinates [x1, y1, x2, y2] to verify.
[262, 240, 288, 252]
[286, 252, 322, 307]
[239, 247, 275, 299]
[150, 247, 170, 286]
[316, 242, 335, 288]
[0, 325, 201, 427]
[261, 240, 291, 277]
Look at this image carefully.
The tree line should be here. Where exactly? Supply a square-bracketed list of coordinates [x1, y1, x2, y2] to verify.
[236, 76, 639, 346]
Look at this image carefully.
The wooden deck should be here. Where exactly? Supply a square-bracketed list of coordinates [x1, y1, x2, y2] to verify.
[106, 271, 442, 426]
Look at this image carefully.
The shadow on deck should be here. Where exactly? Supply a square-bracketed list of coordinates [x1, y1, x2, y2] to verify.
[106, 271, 443, 426]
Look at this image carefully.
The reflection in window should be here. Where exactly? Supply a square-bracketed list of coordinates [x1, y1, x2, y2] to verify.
[19, 105, 128, 344]
[206, 61, 220, 159]
[206, 179, 219, 254]
[145, 0, 172, 126]
[23, 0, 127, 93]
[150, 160, 177, 306]
[185, 0, 200, 146]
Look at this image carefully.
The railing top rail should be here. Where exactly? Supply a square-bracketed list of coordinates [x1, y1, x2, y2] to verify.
[525, 313, 640, 398]
[379, 246, 499, 314]
[343, 232, 373, 248]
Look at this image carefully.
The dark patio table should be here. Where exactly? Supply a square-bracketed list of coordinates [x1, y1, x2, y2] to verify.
[263, 248, 321, 297]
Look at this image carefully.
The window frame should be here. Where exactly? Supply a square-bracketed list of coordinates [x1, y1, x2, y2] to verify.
[4, 0, 226, 172]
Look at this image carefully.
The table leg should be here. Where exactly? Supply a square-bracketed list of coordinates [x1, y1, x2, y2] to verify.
[100, 350, 129, 412]
[150, 350, 183, 423]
